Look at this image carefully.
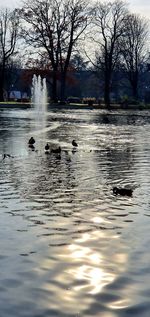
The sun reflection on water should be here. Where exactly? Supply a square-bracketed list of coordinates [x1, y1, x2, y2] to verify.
[1, 107, 150, 317]
[68, 230, 115, 295]
[38, 214, 130, 315]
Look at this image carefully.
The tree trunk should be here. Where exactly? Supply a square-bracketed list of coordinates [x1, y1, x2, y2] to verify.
[129, 71, 138, 101]
[0, 64, 5, 102]
[132, 83, 138, 100]
[104, 71, 111, 109]
[132, 73, 138, 100]
[0, 85, 4, 102]
[51, 70, 57, 102]
[60, 72, 66, 102]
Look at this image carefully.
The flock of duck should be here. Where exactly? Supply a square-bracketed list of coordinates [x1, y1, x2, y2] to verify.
[28, 136, 133, 197]
[28, 137, 78, 154]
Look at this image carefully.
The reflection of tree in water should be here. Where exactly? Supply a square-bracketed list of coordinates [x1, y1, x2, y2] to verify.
[101, 115, 110, 124]
[90, 129, 136, 188]
[106, 145, 133, 180]
[4, 110, 145, 208]
[6, 151, 77, 210]
[98, 113, 150, 126]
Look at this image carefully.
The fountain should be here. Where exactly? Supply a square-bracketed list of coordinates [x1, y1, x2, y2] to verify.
[31, 74, 47, 114]
[31, 74, 48, 133]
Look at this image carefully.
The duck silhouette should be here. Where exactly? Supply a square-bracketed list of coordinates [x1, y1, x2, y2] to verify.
[3, 153, 14, 160]
[51, 146, 61, 154]
[45, 143, 50, 151]
[72, 140, 78, 147]
[113, 187, 133, 197]
[28, 137, 35, 146]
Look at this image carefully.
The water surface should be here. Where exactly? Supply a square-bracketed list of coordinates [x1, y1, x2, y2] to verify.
[0, 106, 150, 317]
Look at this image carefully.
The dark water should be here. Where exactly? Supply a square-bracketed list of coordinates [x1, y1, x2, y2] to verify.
[0, 106, 150, 317]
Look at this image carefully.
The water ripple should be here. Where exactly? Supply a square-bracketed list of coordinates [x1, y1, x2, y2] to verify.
[0, 108, 150, 316]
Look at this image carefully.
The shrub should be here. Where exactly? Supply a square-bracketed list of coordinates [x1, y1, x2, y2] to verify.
[82, 97, 96, 106]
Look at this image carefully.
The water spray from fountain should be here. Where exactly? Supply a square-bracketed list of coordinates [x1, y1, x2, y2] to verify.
[31, 74, 47, 114]
[31, 74, 48, 132]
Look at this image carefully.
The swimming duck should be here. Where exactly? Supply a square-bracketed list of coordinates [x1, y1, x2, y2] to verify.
[3, 154, 14, 160]
[113, 187, 133, 197]
[72, 140, 78, 147]
[51, 146, 61, 154]
[45, 143, 50, 151]
[28, 137, 35, 145]
[56, 154, 61, 160]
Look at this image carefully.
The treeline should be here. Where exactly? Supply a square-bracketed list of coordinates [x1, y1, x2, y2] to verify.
[0, 0, 149, 107]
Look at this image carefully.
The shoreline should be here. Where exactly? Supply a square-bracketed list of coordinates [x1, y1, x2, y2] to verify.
[0, 102, 150, 111]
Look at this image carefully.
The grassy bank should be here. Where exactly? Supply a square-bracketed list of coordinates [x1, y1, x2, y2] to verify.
[0, 102, 31, 109]
[0, 101, 150, 110]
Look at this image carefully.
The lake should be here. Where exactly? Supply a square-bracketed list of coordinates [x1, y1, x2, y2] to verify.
[0, 106, 150, 317]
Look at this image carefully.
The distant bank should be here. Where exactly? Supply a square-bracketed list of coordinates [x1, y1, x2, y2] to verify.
[0, 102, 150, 110]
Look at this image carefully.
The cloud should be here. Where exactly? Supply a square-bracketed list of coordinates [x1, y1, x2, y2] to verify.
[1, 0, 150, 19]
[129, 0, 150, 18]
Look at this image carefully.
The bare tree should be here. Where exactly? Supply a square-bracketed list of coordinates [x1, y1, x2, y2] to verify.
[0, 8, 19, 101]
[20, 0, 89, 102]
[71, 53, 89, 71]
[91, 0, 128, 108]
[120, 14, 148, 100]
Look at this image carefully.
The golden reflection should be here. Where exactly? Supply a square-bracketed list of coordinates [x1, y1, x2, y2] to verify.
[68, 240, 114, 295]
[109, 298, 131, 309]
[68, 243, 91, 260]
[39, 227, 129, 314]
[115, 253, 127, 264]
[92, 216, 111, 224]
[89, 252, 101, 264]
[72, 265, 115, 295]
[76, 232, 91, 243]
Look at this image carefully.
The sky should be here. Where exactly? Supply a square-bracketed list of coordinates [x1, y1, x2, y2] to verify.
[1, 0, 150, 20]
[129, 0, 150, 19]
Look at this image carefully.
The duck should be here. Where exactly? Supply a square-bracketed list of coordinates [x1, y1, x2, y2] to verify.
[56, 154, 61, 160]
[45, 143, 50, 152]
[113, 187, 133, 197]
[28, 137, 35, 146]
[72, 140, 78, 147]
[3, 154, 14, 160]
[51, 146, 61, 154]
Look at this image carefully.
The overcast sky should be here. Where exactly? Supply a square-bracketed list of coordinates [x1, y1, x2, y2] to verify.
[129, 0, 150, 18]
[1, 0, 150, 19]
